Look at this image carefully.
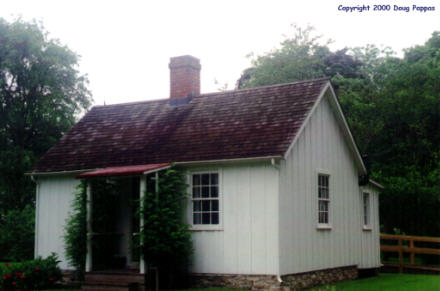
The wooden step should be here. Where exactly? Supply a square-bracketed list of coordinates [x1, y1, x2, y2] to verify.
[82, 280, 139, 291]
[85, 272, 144, 284]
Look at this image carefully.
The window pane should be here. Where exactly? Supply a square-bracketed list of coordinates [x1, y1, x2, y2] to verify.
[211, 173, 218, 185]
[202, 186, 210, 197]
[363, 193, 369, 225]
[321, 189, 329, 199]
[211, 200, 219, 211]
[202, 200, 210, 211]
[193, 200, 201, 211]
[202, 213, 210, 224]
[211, 186, 218, 197]
[211, 213, 219, 224]
[319, 200, 328, 211]
[192, 187, 200, 198]
[193, 213, 201, 224]
[202, 174, 210, 185]
[193, 174, 201, 186]
[319, 212, 325, 223]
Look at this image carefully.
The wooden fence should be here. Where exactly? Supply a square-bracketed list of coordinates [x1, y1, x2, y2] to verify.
[380, 234, 440, 273]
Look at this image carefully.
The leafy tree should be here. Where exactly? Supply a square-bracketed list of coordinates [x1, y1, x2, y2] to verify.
[237, 26, 440, 236]
[0, 18, 92, 260]
[236, 25, 363, 89]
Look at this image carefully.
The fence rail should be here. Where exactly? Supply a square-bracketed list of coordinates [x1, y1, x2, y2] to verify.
[380, 234, 440, 273]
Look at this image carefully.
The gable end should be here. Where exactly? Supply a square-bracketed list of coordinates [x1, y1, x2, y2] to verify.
[284, 82, 367, 175]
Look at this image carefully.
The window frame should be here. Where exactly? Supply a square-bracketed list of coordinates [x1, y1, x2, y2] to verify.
[316, 170, 332, 230]
[362, 192, 372, 231]
[188, 170, 223, 231]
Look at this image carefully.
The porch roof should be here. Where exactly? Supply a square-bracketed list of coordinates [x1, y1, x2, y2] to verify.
[76, 163, 171, 178]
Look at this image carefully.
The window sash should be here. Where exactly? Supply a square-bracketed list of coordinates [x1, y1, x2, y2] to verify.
[191, 173, 220, 225]
[318, 174, 330, 225]
[363, 193, 370, 226]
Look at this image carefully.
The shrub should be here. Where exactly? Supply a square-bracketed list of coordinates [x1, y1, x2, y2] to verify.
[63, 182, 87, 280]
[138, 168, 193, 288]
[0, 253, 62, 290]
[0, 205, 35, 261]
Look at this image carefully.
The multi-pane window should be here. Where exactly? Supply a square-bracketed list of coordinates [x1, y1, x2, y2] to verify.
[363, 192, 370, 226]
[192, 173, 219, 225]
[318, 174, 330, 224]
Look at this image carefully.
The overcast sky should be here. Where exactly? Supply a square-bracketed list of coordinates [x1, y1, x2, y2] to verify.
[2, 0, 439, 106]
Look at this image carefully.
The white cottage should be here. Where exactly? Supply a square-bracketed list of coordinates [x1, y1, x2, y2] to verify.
[29, 55, 382, 290]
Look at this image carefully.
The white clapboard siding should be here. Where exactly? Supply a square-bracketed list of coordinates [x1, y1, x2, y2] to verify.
[187, 163, 279, 275]
[279, 92, 380, 275]
[36, 175, 79, 270]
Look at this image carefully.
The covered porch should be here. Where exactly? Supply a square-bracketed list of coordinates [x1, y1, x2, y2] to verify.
[76, 163, 171, 275]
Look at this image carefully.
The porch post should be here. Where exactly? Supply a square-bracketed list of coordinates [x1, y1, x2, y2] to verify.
[140, 175, 146, 274]
[86, 181, 93, 272]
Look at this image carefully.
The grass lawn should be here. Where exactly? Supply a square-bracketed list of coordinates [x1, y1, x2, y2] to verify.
[308, 273, 440, 291]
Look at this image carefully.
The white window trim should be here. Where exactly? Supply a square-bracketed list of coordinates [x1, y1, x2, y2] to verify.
[188, 170, 223, 231]
[362, 192, 372, 231]
[316, 170, 332, 230]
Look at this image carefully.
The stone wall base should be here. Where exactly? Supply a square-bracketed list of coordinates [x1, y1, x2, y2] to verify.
[189, 274, 281, 290]
[189, 265, 358, 291]
[281, 265, 358, 290]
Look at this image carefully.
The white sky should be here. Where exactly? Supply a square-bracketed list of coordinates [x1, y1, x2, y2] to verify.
[2, 0, 439, 106]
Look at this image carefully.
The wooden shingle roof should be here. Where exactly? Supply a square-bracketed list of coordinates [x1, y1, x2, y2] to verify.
[32, 78, 329, 173]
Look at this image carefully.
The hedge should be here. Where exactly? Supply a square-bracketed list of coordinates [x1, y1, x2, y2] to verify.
[0, 254, 62, 290]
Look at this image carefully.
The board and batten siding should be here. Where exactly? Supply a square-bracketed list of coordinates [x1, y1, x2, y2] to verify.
[359, 183, 381, 268]
[279, 92, 380, 275]
[187, 163, 279, 275]
[35, 175, 79, 270]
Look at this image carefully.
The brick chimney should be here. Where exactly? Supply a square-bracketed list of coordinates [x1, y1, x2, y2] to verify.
[169, 55, 201, 100]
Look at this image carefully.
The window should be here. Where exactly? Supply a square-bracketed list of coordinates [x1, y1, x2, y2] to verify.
[363, 192, 370, 227]
[318, 174, 330, 225]
[191, 173, 219, 225]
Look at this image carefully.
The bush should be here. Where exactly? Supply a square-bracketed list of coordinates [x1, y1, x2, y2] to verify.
[0, 205, 35, 261]
[138, 168, 193, 288]
[0, 253, 62, 290]
[63, 183, 87, 280]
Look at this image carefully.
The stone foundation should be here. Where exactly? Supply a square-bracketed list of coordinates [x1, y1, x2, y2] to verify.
[190, 274, 281, 290]
[281, 265, 358, 290]
[189, 265, 358, 291]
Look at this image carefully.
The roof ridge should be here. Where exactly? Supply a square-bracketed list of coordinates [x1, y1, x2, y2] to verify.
[93, 97, 168, 108]
[92, 77, 330, 109]
[199, 77, 330, 97]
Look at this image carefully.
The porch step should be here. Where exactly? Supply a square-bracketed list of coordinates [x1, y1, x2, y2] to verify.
[81, 280, 138, 291]
[82, 271, 144, 291]
[85, 271, 144, 284]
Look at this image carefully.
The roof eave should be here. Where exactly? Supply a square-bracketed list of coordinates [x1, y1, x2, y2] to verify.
[368, 179, 384, 190]
[25, 168, 98, 177]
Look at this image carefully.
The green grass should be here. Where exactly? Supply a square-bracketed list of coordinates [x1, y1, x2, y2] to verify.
[307, 274, 440, 291]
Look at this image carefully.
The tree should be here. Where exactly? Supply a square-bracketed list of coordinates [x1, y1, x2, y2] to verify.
[236, 25, 363, 89]
[0, 18, 92, 260]
[237, 26, 440, 236]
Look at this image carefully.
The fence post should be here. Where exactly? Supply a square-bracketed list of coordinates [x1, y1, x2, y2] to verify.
[398, 238, 403, 273]
[410, 239, 415, 265]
